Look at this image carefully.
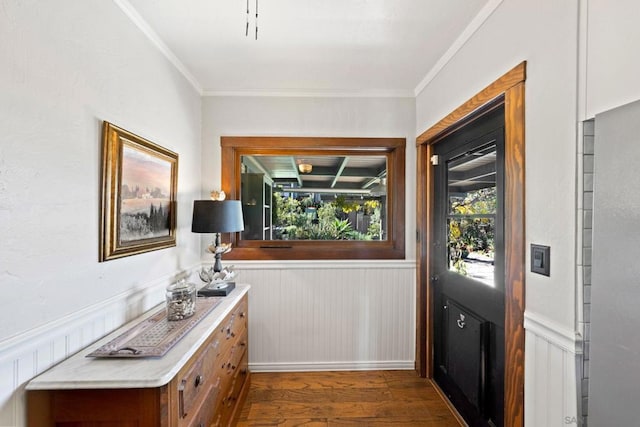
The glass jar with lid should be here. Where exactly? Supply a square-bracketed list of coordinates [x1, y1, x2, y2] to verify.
[166, 279, 196, 321]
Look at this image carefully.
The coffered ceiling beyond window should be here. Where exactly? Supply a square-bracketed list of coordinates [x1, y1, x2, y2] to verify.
[124, 0, 493, 95]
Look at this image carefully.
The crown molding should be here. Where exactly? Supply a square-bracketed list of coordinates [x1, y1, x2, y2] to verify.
[202, 89, 415, 99]
[113, 0, 203, 95]
[413, 0, 504, 97]
[115, 0, 503, 101]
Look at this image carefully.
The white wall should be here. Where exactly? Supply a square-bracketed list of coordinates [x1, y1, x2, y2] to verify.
[4, 0, 637, 425]
[201, 95, 417, 369]
[585, 0, 640, 119]
[417, 0, 579, 330]
[0, 1, 202, 424]
[415, 0, 640, 425]
[201, 95, 416, 259]
[415, 0, 581, 425]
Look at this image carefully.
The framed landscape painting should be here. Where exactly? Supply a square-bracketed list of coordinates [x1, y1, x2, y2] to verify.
[100, 121, 178, 262]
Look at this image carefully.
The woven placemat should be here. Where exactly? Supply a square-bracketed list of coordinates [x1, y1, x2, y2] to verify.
[87, 297, 222, 358]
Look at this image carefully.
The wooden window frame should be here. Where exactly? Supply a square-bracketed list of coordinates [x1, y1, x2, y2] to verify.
[221, 136, 406, 260]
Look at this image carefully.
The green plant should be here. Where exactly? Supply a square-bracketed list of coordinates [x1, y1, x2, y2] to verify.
[448, 187, 496, 273]
[272, 192, 387, 241]
[331, 218, 353, 239]
[366, 204, 382, 239]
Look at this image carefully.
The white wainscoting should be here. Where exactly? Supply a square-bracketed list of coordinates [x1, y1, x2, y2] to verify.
[0, 267, 197, 427]
[0, 260, 416, 426]
[524, 311, 582, 427]
[233, 260, 416, 372]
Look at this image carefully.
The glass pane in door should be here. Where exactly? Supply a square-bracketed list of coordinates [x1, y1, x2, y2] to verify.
[447, 143, 497, 287]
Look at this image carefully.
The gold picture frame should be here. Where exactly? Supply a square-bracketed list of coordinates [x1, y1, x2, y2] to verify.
[99, 121, 178, 262]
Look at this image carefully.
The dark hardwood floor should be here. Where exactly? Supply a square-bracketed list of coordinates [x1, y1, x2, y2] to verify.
[237, 370, 463, 426]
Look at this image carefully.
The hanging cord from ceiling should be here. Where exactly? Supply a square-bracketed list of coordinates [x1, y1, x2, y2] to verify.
[245, 0, 258, 40]
[245, 0, 249, 36]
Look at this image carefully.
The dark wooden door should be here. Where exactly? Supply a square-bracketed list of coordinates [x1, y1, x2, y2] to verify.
[432, 105, 505, 427]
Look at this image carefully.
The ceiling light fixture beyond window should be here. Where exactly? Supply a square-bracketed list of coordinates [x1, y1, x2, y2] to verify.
[298, 163, 312, 174]
[246, 0, 258, 40]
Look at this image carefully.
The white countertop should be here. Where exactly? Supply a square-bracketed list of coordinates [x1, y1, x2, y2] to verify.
[26, 284, 250, 390]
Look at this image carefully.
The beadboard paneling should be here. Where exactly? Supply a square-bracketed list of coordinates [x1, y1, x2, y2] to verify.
[0, 261, 415, 425]
[234, 261, 416, 371]
[0, 268, 193, 427]
[525, 312, 581, 427]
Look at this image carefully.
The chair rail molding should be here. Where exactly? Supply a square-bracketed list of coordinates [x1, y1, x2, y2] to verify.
[524, 311, 583, 355]
[225, 259, 416, 270]
[0, 263, 200, 427]
[1, 259, 418, 425]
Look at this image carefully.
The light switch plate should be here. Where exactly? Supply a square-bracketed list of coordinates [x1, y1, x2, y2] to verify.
[531, 244, 550, 276]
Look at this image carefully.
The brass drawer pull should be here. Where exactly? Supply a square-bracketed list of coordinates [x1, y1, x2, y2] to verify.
[226, 316, 236, 338]
[178, 379, 187, 418]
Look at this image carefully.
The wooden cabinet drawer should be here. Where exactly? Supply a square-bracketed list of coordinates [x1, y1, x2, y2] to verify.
[178, 337, 221, 419]
[218, 350, 249, 427]
[215, 328, 248, 419]
[183, 383, 217, 427]
[26, 286, 250, 427]
[220, 329, 248, 382]
[225, 350, 249, 411]
[218, 296, 248, 345]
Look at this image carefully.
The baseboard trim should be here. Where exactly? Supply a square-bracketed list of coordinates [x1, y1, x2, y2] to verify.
[430, 378, 469, 427]
[249, 360, 415, 372]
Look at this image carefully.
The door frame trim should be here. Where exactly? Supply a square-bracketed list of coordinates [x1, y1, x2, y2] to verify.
[416, 61, 526, 427]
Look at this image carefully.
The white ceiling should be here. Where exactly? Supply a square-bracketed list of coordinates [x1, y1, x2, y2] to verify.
[122, 0, 493, 96]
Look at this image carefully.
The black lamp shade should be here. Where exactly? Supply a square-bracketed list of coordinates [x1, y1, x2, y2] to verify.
[191, 200, 244, 233]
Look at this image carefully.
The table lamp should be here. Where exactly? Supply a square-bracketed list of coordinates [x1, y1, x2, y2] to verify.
[192, 200, 244, 296]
